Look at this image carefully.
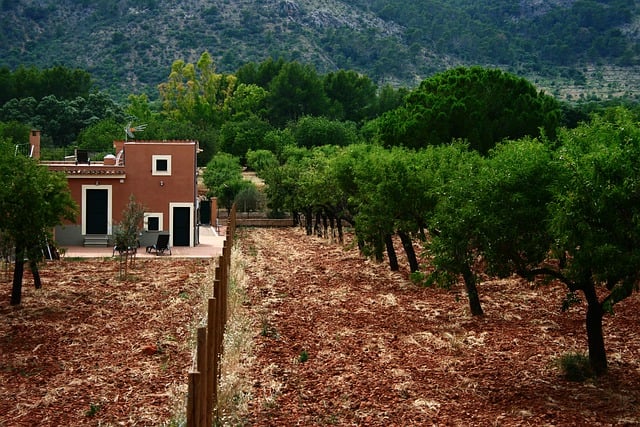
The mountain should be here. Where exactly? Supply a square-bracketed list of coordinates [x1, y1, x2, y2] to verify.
[1, 0, 639, 101]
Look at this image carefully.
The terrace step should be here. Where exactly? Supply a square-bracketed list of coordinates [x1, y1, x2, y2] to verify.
[84, 235, 109, 247]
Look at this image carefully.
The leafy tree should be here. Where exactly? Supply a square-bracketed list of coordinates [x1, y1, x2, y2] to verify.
[0, 65, 92, 105]
[424, 143, 486, 315]
[227, 83, 269, 120]
[0, 139, 77, 305]
[219, 115, 274, 162]
[465, 108, 640, 374]
[235, 57, 285, 89]
[246, 149, 279, 175]
[202, 152, 245, 212]
[323, 69, 377, 122]
[76, 118, 124, 152]
[158, 51, 237, 127]
[542, 109, 640, 375]
[266, 61, 330, 127]
[113, 195, 145, 278]
[378, 66, 561, 154]
[291, 116, 360, 149]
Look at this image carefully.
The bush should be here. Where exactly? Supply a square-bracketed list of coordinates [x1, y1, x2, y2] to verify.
[556, 352, 594, 382]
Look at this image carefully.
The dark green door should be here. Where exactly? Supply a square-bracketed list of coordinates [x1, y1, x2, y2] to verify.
[200, 200, 211, 225]
[85, 189, 108, 235]
[173, 207, 190, 246]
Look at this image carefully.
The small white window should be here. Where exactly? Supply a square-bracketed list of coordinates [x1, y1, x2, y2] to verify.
[144, 213, 164, 231]
[152, 155, 172, 176]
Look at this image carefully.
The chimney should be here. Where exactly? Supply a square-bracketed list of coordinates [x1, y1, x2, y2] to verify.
[30, 129, 41, 159]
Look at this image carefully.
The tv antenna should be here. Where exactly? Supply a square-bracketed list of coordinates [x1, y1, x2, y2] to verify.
[125, 122, 147, 141]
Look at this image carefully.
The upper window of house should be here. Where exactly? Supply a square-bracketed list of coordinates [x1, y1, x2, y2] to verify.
[152, 155, 172, 176]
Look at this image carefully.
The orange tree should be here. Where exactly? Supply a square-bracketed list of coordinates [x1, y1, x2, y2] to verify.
[0, 138, 76, 305]
[462, 109, 640, 375]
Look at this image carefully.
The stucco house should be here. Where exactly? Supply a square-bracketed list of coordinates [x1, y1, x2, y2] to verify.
[31, 130, 207, 248]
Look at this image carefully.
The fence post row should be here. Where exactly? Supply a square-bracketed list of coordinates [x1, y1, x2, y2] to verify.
[186, 204, 237, 426]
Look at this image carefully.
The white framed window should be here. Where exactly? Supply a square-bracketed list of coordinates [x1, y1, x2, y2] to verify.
[152, 155, 172, 176]
[144, 212, 164, 231]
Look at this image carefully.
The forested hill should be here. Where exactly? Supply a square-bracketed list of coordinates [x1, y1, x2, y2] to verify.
[1, 0, 639, 99]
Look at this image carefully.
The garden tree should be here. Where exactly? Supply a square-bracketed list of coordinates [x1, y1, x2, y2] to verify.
[260, 145, 313, 219]
[227, 83, 269, 120]
[1, 92, 124, 147]
[219, 115, 274, 163]
[262, 128, 296, 159]
[125, 93, 156, 124]
[295, 146, 350, 238]
[112, 195, 145, 279]
[246, 149, 279, 175]
[468, 109, 640, 374]
[0, 65, 93, 105]
[344, 145, 398, 264]
[323, 69, 377, 123]
[235, 183, 263, 214]
[76, 118, 124, 152]
[542, 109, 640, 375]
[377, 66, 561, 154]
[158, 51, 237, 128]
[424, 143, 486, 315]
[266, 61, 330, 127]
[202, 152, 246, 212]
[0, 139, 76, 305]
[291, 116, 360, 149]
[235, 57, 285, 89]
[352, 146, 444, 272]
[473, 138, 559, 279]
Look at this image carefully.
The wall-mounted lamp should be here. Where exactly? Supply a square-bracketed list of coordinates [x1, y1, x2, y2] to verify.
[160, 180, 164, 187]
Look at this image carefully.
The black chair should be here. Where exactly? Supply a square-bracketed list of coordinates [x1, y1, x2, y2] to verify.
[75, 149, 90, 165]
[146, 234, 171, 255]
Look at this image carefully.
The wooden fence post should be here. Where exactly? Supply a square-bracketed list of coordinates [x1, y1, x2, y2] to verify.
[196, 327, 207, 427]
[206, 296, 218, 426]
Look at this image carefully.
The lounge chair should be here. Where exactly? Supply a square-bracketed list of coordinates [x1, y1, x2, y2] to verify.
[146, 234, 171, 255]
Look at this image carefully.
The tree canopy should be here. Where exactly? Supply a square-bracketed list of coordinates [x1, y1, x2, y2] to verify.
[0, 138, 77, 305]
[377, 66, 562, 154]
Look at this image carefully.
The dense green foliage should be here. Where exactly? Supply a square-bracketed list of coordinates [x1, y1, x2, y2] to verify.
[377, 67, 562, 153]
[252, 108, 640, 375]
[0, 138, 77, 304]
[1, 0, 638, 97]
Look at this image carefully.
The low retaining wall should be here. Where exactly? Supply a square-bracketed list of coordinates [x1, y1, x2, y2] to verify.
[235, 218, 294, 227]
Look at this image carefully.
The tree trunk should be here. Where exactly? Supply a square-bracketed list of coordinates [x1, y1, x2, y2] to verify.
[384, 234, 399, 271]
[322, 213, 329, 239]
[398, 231, 420, 273]
[305, 208, 313, 235]
[30, 260, 42, 290]
[582, 283, 607, 376]
[11, 257, 24, 305]
[337, 218, 344, 244]
[462, 263, 484, 316]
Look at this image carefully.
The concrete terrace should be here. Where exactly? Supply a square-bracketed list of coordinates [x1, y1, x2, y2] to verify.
[62, 225, 227, 259]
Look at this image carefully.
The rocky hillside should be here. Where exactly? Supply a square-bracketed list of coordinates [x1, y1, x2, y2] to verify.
[1, 0, 639, 100]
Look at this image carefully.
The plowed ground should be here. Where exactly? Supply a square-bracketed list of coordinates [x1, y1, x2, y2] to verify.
[1, 258, 211, 426]
[238, 227, 640, 426]
[1, 227, 639, 426]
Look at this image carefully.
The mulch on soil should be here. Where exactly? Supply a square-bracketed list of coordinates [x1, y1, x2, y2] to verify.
[237, 227, 640, 426]
[1, 258, 212, 427]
